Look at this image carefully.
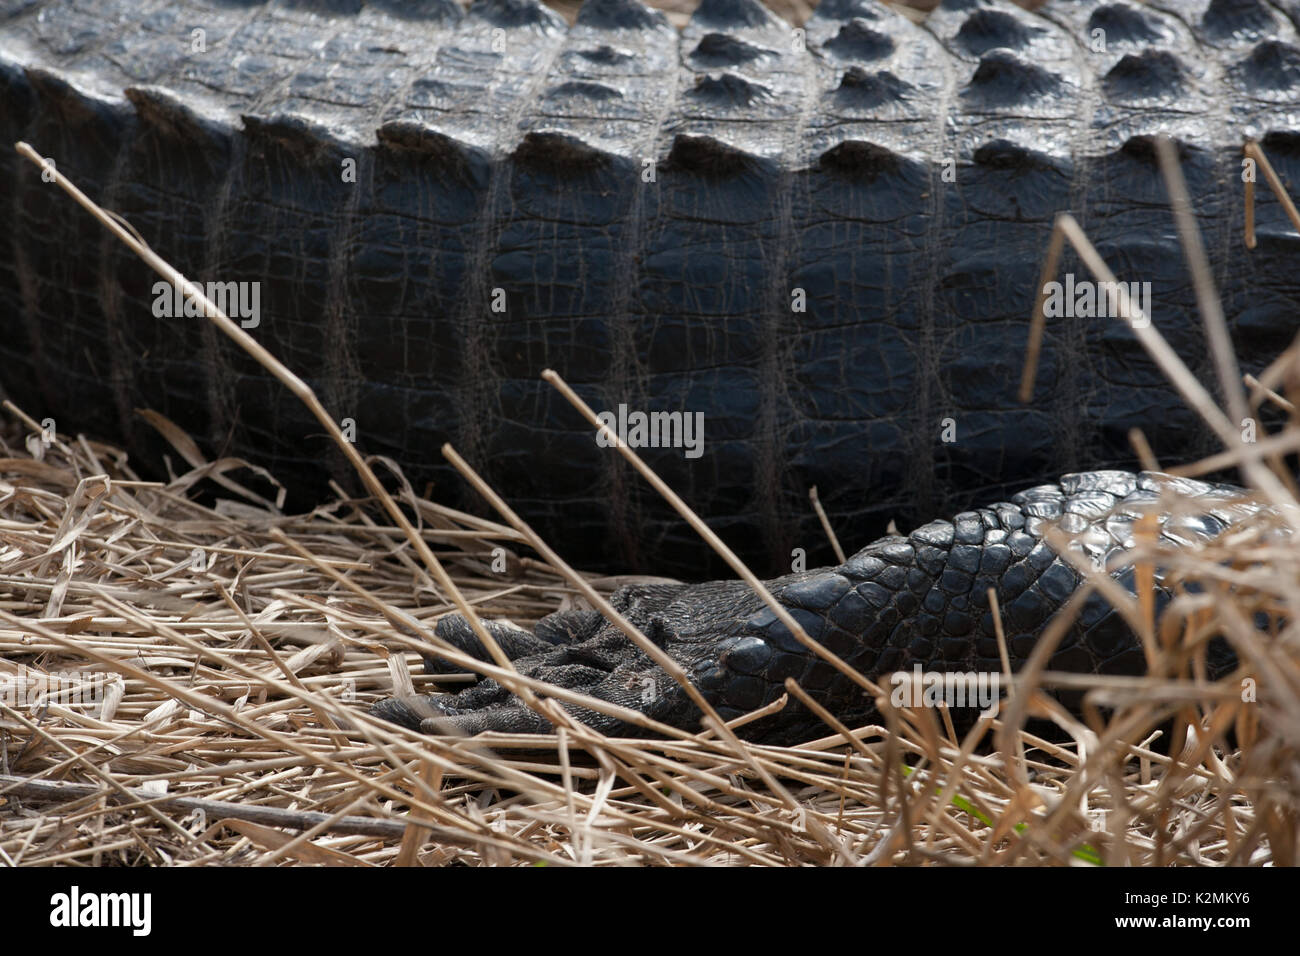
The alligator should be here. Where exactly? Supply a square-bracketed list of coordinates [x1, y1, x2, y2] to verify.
[371, 469, 1254, 744]
[1, 0, 1298, 579]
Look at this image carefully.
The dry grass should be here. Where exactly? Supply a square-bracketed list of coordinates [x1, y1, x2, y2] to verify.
[0, 385, 1297, 866]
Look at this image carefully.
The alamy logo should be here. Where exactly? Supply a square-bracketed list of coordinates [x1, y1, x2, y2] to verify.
[889, 665, 1001, 717]
[1040, 273, 1150, 323]
[49, 886, 151, 936]
[0, 670, 113, 708]
[595, 404, 705, 459]
[153, 279, 261, 328]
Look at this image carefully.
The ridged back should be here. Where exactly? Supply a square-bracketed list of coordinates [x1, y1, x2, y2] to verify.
[0, 0, 1297, 574]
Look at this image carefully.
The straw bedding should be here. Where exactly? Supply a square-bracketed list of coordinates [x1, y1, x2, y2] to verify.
[0, 390, 1296, 866]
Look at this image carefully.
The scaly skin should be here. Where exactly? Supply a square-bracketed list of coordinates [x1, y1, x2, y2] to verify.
[1, 0, 1298, 575]
[372, 470, 1249, 745]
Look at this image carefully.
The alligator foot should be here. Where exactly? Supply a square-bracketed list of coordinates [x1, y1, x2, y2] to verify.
[370, 583, 815, 738]
[371, 472, 1249, 746]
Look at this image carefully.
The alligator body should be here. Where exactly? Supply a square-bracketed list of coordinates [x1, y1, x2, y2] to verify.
[372, 470, 1252, 744]
[1, 0, 1298, 575]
